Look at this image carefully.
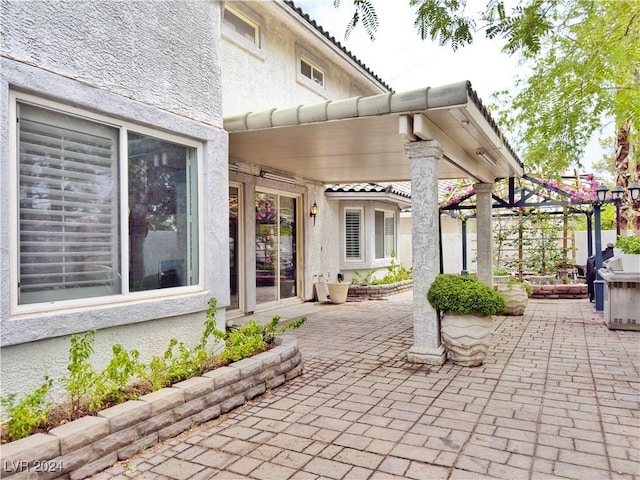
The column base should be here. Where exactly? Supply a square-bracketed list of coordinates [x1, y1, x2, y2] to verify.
[407, 345, 446, 365]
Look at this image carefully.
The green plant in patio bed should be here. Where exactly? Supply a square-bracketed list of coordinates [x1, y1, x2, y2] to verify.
[0, 298, 306, 443]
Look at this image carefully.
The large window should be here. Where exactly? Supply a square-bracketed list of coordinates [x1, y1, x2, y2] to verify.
[345, 208, 363, 261]
[15, 99, 199, 306]
[375, 210, 395, 259]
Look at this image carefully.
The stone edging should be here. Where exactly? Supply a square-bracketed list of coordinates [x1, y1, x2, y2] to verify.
[347, 280, 413, 300]
[530, 283, 588, 299]
[0, 336, 302, 479]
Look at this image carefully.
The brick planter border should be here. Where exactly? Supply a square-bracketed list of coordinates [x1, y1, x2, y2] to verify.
[530, 283, 588, 299]
[347, 280, 413, 300]
[0, 336, 302, 479]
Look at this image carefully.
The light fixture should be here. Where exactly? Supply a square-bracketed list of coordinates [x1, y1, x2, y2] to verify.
[259, 169, 296, 184]
[611, 185, 625, 201]
[310, 202, 318, 226]
[476, 150, 497, 167]
[596, 184, 609, 203]
[629, 182, 640, 201]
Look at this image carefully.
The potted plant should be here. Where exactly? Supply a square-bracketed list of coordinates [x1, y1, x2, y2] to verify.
[615, 235, 640, 272]
[493, 267, 510, 284]
[427, 274, 507, 367]
[496, 277, 532, 316]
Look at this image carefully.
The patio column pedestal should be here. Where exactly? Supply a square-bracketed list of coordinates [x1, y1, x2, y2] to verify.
[474, 182, 494, 286]
[405, 141, 446, 365]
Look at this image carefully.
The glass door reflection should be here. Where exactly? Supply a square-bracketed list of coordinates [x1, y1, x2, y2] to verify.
[255, 192, 297, 304]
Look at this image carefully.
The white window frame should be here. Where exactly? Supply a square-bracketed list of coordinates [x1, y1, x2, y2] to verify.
[344, 207, 364, 262]
[295, 45, 327, 95]
[375, 210, 396, 260]
[222, 5, 263, 55]
[9, 92, 204, 315]
[300, 57, 324, 87]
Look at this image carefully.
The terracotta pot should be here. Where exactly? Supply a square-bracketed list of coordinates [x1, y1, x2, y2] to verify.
[496, 284, 528, 316]
[440, 312, 493, 367]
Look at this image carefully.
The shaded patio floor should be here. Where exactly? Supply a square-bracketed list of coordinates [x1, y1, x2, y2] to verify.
[92, 292, 640, 480]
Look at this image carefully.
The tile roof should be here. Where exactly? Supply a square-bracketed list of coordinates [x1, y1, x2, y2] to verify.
[325, 180, 467, 204]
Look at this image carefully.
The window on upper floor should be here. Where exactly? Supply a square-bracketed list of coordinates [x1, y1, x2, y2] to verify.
[375, 210, 395, 259]
[12, 94, 201, 308]
[345, 208, 363, 261]
[223, 6, 261, 49]
[300, 58, 324, 87]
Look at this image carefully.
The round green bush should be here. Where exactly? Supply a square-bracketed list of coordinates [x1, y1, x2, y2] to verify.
[427, 274, 507, 316]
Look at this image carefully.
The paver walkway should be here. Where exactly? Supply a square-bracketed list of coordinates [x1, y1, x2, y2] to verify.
[92, 292, 640, 480]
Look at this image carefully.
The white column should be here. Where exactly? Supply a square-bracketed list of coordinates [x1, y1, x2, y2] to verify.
[405, 141, 446, 365]
[474, 182, 494, 286]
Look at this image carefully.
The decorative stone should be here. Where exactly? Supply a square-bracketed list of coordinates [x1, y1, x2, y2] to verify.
[49, 415, 109, 454]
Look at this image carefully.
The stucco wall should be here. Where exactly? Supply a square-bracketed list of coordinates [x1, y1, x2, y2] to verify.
[0, 0, 228, 402]
[1, 311, 213, 405]
[221, 1, 386, 116]
[1, 0, 222, 125]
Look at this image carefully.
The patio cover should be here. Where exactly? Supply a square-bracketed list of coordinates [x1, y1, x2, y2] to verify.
[225, 80, 524, 365]
[225, 81, 524, 183]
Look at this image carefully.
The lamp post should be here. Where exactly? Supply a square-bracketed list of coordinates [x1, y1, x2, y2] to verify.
[611, 185, 624, 238]
[592, 181, 640, 312]
[593, 185, 607, 312]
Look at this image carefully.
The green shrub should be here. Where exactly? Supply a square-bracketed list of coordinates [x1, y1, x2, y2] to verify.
[352, 253, 412, 285]
[616, 235, 640, 254]
[0, 378, 52, 441]
[60, 330, 145, 414]
[216, 314, 307, 363]
[1, 297, 306, 443]
[427, 274, 507, 316]
[216, 320, 266, 363]
[147, 298, 220, 389]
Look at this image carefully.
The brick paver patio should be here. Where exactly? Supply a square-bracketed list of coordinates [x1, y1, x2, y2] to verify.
[91, 292, 640, 480]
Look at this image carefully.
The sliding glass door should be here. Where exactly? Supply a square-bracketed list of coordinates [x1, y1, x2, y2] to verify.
[255, 191, 297, 304]
[229, 185, 240, 310]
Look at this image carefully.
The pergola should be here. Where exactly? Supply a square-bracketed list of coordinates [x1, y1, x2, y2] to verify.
[439, 173, 603, 268]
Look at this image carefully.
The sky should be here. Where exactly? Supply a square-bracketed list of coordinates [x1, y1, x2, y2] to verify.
[295, 0, 606, 174]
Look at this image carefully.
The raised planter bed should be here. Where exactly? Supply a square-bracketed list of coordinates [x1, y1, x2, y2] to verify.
[347, 280, 413, 300]
[0, 336, 302, 479]
[530, 283, 588, 299]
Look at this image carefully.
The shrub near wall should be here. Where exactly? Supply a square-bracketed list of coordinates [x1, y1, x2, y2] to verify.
[0, 336, 303, 479]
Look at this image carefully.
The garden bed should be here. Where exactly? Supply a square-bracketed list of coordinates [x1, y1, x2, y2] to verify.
[0, 336, 302, 479]
[530, 283, 588, 299]
[347, 280, 413, 300]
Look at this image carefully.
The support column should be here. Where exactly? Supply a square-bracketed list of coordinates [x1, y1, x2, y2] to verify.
[474, 182, 494, 286]
[405, 141, 446, 365]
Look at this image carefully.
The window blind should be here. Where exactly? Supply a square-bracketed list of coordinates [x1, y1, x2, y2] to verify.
[384, 214, 394, 258]
[345, 209, 361, 260]
[18, 103, 120, 304]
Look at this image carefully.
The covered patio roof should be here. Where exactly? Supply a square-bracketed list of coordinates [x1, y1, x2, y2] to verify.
[225, 81, 524, 184]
